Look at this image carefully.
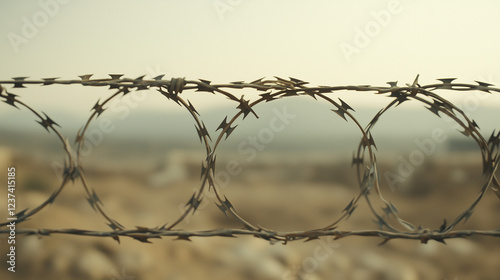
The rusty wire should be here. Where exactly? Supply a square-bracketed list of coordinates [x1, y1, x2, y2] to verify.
[0, 74, 499, 244]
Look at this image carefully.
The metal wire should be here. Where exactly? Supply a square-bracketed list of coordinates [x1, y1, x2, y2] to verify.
[0, 74, 499, 244]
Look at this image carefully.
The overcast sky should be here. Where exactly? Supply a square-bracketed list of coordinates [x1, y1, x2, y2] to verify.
[1, 0, 500, 115]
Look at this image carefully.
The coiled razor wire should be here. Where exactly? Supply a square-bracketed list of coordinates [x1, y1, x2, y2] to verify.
[0, 74, 499, 244]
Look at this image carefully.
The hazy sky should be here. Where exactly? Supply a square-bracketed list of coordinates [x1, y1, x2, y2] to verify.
[1, 0, 500, 115]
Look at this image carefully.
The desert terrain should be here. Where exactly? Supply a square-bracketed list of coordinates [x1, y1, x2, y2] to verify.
[0, 138, 499, 280]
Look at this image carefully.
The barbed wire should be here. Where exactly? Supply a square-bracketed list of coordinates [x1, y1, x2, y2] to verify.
[0, 74, 499, 244]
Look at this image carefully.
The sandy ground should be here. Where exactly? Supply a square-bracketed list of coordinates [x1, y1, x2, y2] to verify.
[0, 147, 500, 280]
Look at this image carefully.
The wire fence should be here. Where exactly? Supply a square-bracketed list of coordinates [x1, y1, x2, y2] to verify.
[0, 74, 499, 244]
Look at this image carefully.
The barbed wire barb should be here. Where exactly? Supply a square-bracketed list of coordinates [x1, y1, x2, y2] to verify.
[0, 74, 499, 243]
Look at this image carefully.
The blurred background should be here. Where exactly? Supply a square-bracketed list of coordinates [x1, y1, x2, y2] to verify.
[1, 0, 500, 279]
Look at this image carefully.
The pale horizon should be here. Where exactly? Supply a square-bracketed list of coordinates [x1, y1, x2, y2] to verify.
[1, 0, 499, 113]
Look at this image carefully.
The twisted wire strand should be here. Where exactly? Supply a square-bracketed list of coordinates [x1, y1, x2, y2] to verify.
[0, 75, 499, 244]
